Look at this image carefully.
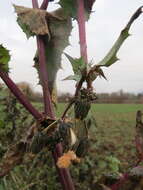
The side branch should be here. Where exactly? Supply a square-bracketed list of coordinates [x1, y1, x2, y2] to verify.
[0, 71, 42, 120]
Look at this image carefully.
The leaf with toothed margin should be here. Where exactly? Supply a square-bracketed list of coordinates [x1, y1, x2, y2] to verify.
[64, 53, 86, 77]
[97, 6, 143, 68]
[59, 0, 96, 20]
[34, 8, 72, 105]
[0, 45, 10, 72]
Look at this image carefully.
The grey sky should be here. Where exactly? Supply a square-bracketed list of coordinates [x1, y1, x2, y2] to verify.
[0, 0, 143, 94]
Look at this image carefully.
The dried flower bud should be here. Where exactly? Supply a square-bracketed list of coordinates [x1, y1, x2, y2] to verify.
[57, 151, 80, 168]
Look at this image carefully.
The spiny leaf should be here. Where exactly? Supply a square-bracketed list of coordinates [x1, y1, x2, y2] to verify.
[97, 6, 143, 67]
[64, 53, 86, 76]
[0, 45, 10, 72]
[59, 0, 96, 20]
[34, 8, 72, 98]
[14, 5, 50, 39]
[59, 0, 77, 19]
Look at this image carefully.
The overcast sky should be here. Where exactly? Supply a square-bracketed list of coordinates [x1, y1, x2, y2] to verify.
[0, 0, 143, 94]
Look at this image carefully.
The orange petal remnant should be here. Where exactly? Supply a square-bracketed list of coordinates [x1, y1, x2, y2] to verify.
[57, 151, 80, 168]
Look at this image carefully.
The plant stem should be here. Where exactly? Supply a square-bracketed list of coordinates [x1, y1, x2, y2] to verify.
[37, 36, 55, 117]
[74, 0, 88, 96]
[77, 0, 88, 63]
[32, 1, 75, 189]
[61, 99, 75, 120]
[0, 71, 42, 120]
[40, 0, 49, 10]
[32, 0, 54, 117]
[32, 0, 39, 8]
[52, 144, 75, 190]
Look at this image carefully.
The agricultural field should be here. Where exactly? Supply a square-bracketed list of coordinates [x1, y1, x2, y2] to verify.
[0, 101, 143, 189]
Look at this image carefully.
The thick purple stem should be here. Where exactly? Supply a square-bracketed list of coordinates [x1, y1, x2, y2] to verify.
[52, 144, 75, 190]
[77, 0, 88, 63]
[0, 71, 42, 120]
[37, 36, 75, 189]
[32, 0, 39, 8]
[40, 0, 49, 10]
[74, 0, 88, 96]
[37, 36, 55, 117]
[32, 1, 75, 190]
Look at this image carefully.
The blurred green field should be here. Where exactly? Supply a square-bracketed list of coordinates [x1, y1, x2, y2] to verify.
[0, 102, 142, 189]
[56, 103, 143, 114]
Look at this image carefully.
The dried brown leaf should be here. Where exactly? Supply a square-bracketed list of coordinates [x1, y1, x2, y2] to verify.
[14, 5, 50, 37]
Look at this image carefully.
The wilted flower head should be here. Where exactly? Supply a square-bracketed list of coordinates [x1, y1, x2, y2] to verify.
[57, 151, 80, 168]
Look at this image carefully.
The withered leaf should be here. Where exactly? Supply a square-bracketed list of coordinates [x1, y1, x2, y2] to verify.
[14, 5, 50, 38]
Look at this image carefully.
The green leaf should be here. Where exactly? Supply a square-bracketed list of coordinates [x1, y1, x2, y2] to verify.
[62, 74, 81, 81]
[106, 155, 120, 173]
[0, 120, 5, 128]
[59, 0, 95, 20]
[64, 53, 86, 76]
[97, 6, 143, 67]
[59, 0, 77, 19]
[34, 8, 72, 97]
[0, 45, 10, 72]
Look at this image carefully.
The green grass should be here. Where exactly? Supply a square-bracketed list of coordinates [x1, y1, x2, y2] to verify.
[0, 102, 142, 189]
[56, 103, 143, 115]
[91, 103, 143, 113]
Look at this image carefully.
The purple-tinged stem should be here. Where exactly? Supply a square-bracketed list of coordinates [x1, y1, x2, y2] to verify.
[0, 71, 42, 120]
[32, 0, 54, 117]
[32, 1, 75, 190]
[52, 144, 75, 190]
[77, 0, 88, 63]
[74, 0, 88, 96]
[37, 36, 55, 117]
[32, 0, 39, 8]
[40, 0, 49, 10]
[37, 36, 75, 188]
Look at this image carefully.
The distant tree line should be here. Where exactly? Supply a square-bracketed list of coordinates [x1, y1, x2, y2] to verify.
[0, 82, 43, 102]
[58, 89, 143, 104]
[0, 83, 143, 103]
